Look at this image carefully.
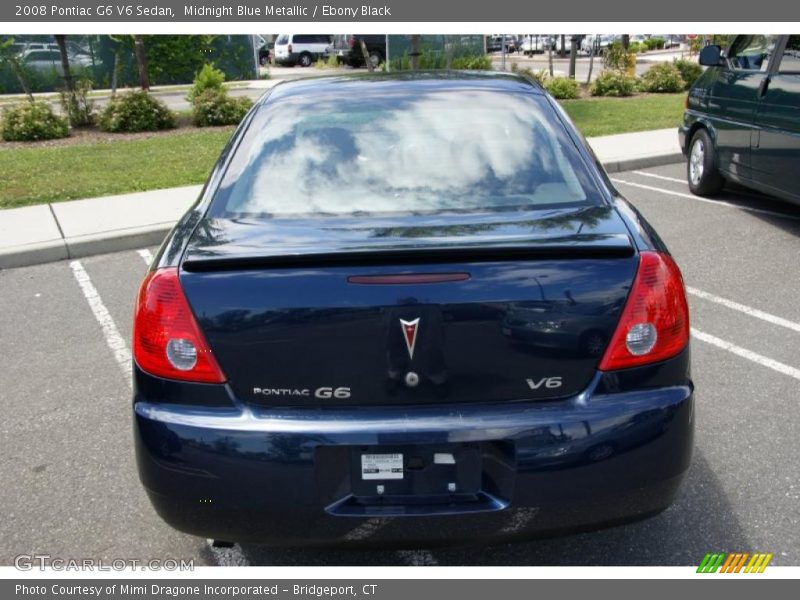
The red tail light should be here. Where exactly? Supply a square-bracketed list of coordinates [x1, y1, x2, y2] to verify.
[349, 37, 356, 48]
[133, 268, 226, 383]
[288, 43, 292, 54]
[599, 252, 690, 371]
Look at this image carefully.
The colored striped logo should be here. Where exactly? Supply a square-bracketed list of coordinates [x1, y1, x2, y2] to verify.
[697, 552, 773, 573]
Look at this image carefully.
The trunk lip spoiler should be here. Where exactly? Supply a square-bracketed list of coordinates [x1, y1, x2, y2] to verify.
[181, 236, 635, 272]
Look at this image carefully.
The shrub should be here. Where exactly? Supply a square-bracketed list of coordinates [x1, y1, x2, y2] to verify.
[451, 55, 491, 70]
[191, 89, 252, 127]
[1, 101, 69, 141]
[590, 70, 636, 97]
[673, 58, 703, 89]
[187, 63, 225, 103]
[98, 91, 176, 133]
[604, 41, 632, 70]
[628, 41, 643, 54]
[59, 77, 95, 127]
[544, 76, 580, 99]
[510, 62, 549, 85]
[639, 62, 685, 93]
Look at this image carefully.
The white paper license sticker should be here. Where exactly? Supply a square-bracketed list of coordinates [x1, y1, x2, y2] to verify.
[361, 453, 404, 480]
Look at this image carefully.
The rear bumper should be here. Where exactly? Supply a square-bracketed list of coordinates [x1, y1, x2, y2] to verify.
[134, 370, 694, 546]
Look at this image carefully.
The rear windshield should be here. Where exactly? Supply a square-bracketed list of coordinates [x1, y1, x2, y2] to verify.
[211, 88, 604, 218]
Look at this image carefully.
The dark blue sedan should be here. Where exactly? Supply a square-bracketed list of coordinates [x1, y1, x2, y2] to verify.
[132, 72, 693, 546]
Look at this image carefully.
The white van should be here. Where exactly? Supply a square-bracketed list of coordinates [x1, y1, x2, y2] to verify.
[273, 34, 333, 67]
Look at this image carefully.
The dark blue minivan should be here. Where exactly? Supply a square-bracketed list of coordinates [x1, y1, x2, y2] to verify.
[133, 72, 693, 547]
[680, 35, 800, 204]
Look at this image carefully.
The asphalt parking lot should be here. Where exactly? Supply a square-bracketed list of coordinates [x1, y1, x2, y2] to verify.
[1, 162, 798, 567]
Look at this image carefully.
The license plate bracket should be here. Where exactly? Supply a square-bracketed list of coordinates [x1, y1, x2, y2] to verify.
[350, 444, 481, 497]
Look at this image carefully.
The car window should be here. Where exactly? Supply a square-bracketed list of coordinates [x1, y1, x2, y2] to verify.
[726, 35, 778, 71]
[212, 90, 604, 218]
[275, 34, 289, 45]
[777, 35, 800, 73]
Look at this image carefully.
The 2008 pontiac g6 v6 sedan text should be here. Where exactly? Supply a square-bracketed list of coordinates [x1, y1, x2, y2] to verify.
[132, 72, 693, 546]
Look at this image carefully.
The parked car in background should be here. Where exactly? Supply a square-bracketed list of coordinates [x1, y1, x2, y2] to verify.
[486, 35, 518, 53]
[332, 35, 386, 68]
[680, 34, 800, 204]
[273, 34, 333, 67]
[581, 35, 618, 56]
[21, 48, 92, 72]
[132, 72, 693, 547]
[519, 35, 554, 55]
[259, 42, 274, 65]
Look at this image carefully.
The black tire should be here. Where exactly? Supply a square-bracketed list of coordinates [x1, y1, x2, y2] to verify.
[298, 52, 312, 67]
[687, 128, 725, 196]
[368, 50, 384, 68]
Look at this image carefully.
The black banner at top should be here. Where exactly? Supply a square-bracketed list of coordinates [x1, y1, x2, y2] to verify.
[3, 0, 800, 22]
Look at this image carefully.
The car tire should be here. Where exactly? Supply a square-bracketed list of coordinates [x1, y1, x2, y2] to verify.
[687, 128, 725, 196]
[368, 50, 384, 68]
[298, 53, 312, 67]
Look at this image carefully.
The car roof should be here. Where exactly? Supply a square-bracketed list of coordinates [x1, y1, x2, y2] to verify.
[262, 71, 545, 105]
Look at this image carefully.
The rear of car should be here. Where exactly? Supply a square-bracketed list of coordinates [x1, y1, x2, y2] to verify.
[273, 34, 333, 67]
[332, 35, 387, 67]
[133, 74, 693, 546]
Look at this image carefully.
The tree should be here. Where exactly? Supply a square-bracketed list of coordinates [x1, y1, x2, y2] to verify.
[586, 35, 597, 85]
[409, 35, 420, 71]
[54, 35, 74, 94]
[0, 37, 34, 101]
[133, 34, 150, 90]
[568, 35, 577, 79]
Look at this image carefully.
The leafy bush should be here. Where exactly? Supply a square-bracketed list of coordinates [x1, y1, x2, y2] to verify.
[590, 70, 636, 97]
[191, 89, 252, 127]
[544, 76, 580, 99]
[98, 91, 176, 132]
[645, 37, 666, 51]
[673, 58, 703, 89]
[187, 63, 225, 103]
[59, 78, 95, 127]
[628, 41, 643, 54]
[1, 101, 70, 141]
[639, 62, 685, 93]
[451, 55, 491, 70]
[604, 42, 628, 70]
[510, 62, 548, 85]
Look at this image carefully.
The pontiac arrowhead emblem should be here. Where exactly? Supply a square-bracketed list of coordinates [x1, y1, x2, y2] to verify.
[400, 318, 420, 360]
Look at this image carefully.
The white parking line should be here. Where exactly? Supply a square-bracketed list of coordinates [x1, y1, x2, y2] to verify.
[343, 518, 391, 541]
[206, 541, 250, 566]
[611, 178, 800, 219]
[396, 549, 439, 566]
[632, 171, 686, 184]
[688, 286, 800, 334]
[137, 248, 153, 266]
[691, 328, 800, 382]
[69, 260, 132, 387]
[71, 257, 248, 567]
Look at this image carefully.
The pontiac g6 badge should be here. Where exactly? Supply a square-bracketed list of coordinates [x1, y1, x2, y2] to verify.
[400, 318, 420, 360]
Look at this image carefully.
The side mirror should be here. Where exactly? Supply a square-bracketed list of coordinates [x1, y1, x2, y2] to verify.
[699, 45, 723, 67]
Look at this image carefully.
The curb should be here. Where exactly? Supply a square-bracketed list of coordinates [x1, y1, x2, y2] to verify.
[0, 155, 685, 271]
[0, 224, 173, 270]
[602, 153, 685, 174]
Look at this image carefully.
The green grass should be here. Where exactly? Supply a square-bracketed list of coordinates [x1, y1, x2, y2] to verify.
[0, 128, 232, 209]
[560, 93, 685, 138]
[0, 93, 686, 209]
